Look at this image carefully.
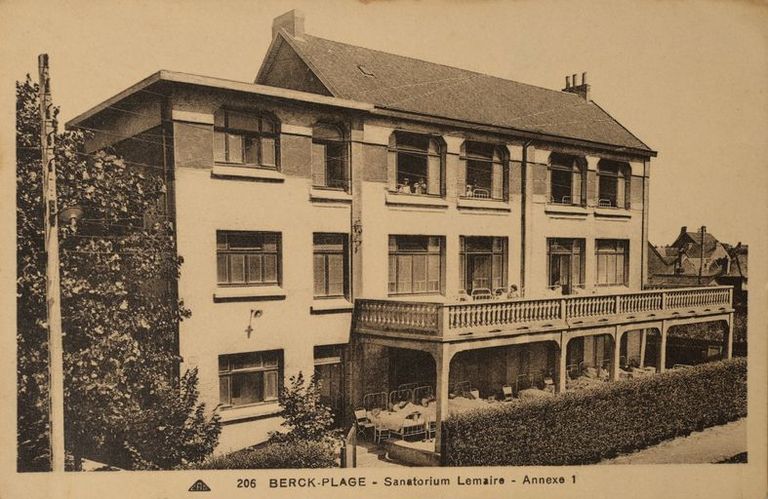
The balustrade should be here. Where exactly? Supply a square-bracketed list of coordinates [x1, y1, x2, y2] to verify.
[354, 286, 732, 338]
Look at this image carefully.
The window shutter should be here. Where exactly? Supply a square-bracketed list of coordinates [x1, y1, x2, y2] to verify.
[327, 254, 344, 295]
[616, 173, 626, 209]
[457, 157, 467, 197]
[427, 155, 441, 195]
[214, 132, 226, 163]
[572, 167, 583, 205]
[624, 175, 631, 209]
[313, 254, 326, 296]
[312, 143, 326, 187]
[387, 150, 397, 191]
[264, 370, 278, 400]
[260, 137, 276, 167]
[492, 162, 503, 199]
[219, 376, 230, 405]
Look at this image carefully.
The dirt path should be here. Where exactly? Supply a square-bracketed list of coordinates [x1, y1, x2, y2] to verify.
[602, 418, 747, 464]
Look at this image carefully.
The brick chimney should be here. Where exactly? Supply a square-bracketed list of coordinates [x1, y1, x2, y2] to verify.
[272, 9, 305, 39]
[563, 71, 590, 101]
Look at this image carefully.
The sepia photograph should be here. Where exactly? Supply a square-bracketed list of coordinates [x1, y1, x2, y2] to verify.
[1, 1, 766, 498]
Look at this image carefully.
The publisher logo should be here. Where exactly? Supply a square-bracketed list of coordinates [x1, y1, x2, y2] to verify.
[189, 479, 211, 492]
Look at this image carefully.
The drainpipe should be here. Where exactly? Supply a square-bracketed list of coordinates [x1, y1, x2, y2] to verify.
[520, 140, 534, 296]
[698, 226, 705, 285]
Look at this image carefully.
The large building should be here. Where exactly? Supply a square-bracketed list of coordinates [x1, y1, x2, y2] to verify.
[67, 10, 735, 455]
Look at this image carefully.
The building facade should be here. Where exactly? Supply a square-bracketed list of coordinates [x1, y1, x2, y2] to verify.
[68, 10, 735, 455]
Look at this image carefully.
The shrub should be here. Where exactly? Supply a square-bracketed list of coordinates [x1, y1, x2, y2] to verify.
[444, 358, 747, 466]
[269, 371, 337, 444]
[198, 440, 337, 469]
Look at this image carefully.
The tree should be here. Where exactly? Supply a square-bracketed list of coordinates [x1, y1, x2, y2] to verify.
[16, 75, 221, 471]
[16, 75, 52, 472]
[268, 371, 338, 445]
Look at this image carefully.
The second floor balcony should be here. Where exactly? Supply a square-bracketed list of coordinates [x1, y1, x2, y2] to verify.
[353, 286, 733, 341]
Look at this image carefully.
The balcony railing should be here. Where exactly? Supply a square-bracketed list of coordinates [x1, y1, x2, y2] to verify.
[353, 286, 733, 338]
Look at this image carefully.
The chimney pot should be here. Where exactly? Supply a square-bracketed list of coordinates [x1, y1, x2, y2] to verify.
[582, 72, 587, 85]
[565, 75, 571, 88]
[272, 9, 305, 39]
[571, 74, 577, 85]
[681, 226, 688, 234]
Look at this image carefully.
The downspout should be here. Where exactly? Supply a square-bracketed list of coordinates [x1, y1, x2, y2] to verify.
[520, 139, 534, 296]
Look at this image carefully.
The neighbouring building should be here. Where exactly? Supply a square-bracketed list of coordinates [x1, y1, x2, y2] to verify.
[649, 227, 748, 358]
[67, 10, 736, 456]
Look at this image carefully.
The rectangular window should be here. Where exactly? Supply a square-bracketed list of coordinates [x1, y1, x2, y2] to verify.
[214, 109, 278, 169]
[597, 160, 630, 208]
[547, 238, 585, 295]
[549, 153, 584, 206]
[313, 233, 348, 298]
[459, 236, 508, 294]
[312, 124, 348, 191]
[217, 231, 281, 286]
[218, 351, 281, 407]
[388, 235, 444, 295]
[463, 142, 507, 201]
[392, 132, 442, 196]
[596, 239, 629, 286]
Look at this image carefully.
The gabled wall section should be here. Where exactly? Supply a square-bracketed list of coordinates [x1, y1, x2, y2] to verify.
[256, 36, 332, 96]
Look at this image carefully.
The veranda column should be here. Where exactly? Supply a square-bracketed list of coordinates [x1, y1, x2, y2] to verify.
[638, 329, 647, 368]
[657, 323, 668, 373]
[433, 345, 453, 455]
[610, 328, 621, 381]
[557, 338, 568, 394]
[725, 313, 734, 359]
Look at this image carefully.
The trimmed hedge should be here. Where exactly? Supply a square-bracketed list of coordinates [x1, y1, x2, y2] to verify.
[444, 358, 747, 466]
[198, 440, 337, 469]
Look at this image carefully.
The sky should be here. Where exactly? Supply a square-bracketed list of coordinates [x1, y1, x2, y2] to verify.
[2, 0, 767, 245]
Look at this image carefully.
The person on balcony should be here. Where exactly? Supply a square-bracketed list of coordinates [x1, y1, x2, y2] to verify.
[399, 177, 412, 193]
[507, 284, 519, 299]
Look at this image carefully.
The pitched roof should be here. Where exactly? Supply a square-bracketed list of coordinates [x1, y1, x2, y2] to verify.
[259, 33, 654, 154]
[668, 227, 726, 261]
[727, 245, 748, 278]
[648, 243, 676, 275]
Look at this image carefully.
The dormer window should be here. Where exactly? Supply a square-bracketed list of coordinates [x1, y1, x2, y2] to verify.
[548, 153, 586, 206]
[460, 142, 508, 201]
[214, 109, 278, 169]
[388, 132, 444, 196]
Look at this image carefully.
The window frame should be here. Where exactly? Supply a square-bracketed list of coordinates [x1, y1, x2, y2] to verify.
[218, 350, 282, 408]
[388, 235, 445, 296]
[459, 236, 508, 293]
[311, 123, 350, 192]
[389, 131, 444, 197]
[548, 153, 586, 206]
[213, 109, 279, 170]
[597, 159, 631, 209]
[461, 142, 509, 201]
[216, 231, 282, 287]
[595, 239, 629, 286]
[546, 238, 586, 292]
[313, 233, 349, 299]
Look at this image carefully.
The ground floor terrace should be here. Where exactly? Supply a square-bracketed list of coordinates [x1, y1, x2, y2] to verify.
[348, 285, 734, 456]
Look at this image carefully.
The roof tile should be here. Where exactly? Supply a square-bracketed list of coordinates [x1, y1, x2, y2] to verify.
[276, 33, 653, 152]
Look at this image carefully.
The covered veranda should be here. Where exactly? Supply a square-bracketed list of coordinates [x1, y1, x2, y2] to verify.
[349, 311, 735, 457]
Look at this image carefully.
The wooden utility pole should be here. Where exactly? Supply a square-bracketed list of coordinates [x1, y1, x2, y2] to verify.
[39, 53, 66, 471]
[698, 226, 705, 285]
